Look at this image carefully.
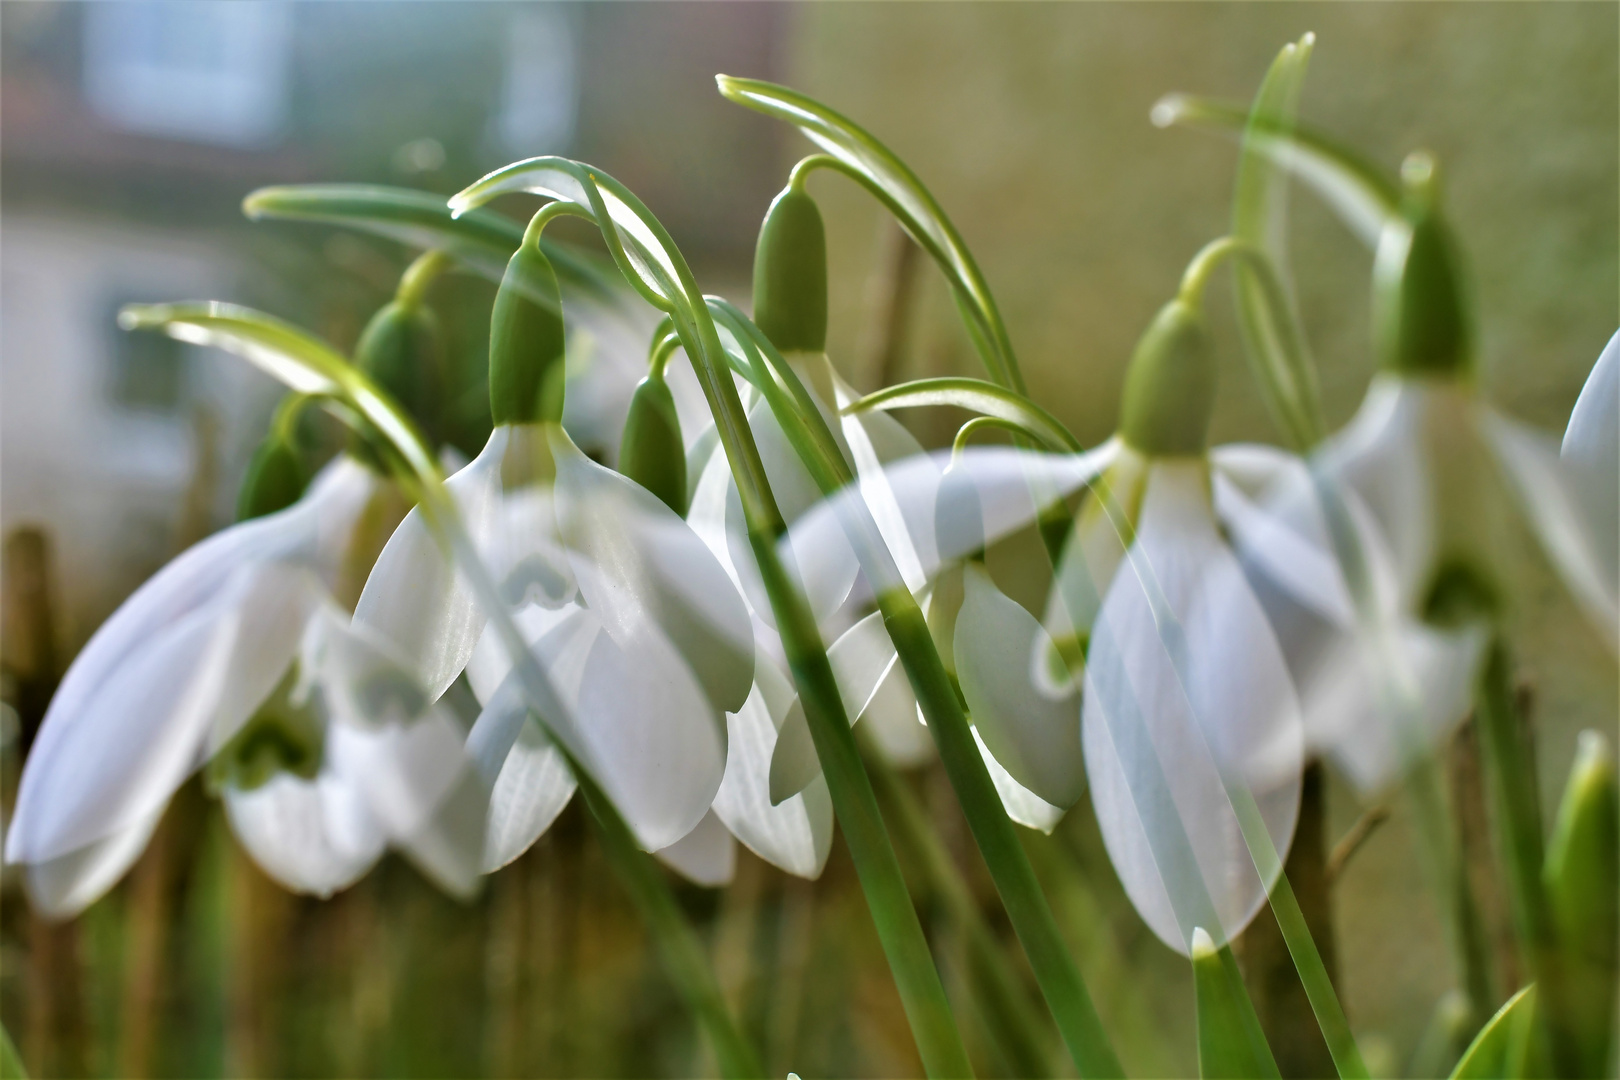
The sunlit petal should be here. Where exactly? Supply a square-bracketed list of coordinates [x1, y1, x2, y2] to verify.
[21, 808, 165, 918]
[714, 647, 834, 879]
[956, 564, 1085, 808]
[973, 728, 1065, 834]
[466, 684, 578, 872]
[353, 425, 509, 700]
[1081, 462, 1302, 955]
[1562, 332, 1619, 582]
[553, 431, 755, 713]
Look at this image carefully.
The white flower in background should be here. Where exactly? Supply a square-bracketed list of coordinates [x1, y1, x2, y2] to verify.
[3, 458, 486, 915]
[782, 300, 1309, 954]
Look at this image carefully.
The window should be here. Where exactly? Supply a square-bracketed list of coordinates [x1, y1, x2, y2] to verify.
[492, 7, 578, 156]
[81, 2, 291, 148]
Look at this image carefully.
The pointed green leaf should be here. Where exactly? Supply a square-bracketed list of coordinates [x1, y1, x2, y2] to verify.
[242, 183, 620, 301]
[1544, 730, 1619, 1077]
[1450, 985, 1544, 1080]
[1230, 36, 1326, 450]
[118, 302, 439, 487]
[1153, 94, 1400, 248]
[1193, 928, 1283, 1080]
[847, 376, 1082, 455]
[716, 75, 1022, 392]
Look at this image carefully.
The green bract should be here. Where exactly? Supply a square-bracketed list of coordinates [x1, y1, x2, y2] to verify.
[490, 241, 567, 426]
[1119, 300, 1216, 457]
[619, 374, 688, 515]
[236, 432, 309, 522]
[753, 186, 828, 354]
[1374, 166, 1473, 379]
[353, 298, 445, 452]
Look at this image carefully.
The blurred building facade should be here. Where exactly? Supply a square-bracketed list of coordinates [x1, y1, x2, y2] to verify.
[1, 1, 785, 646]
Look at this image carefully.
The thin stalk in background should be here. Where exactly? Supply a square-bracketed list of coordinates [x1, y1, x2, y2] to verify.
[450, 160, 974, 1078]
[1474, 639, 1577, 1076]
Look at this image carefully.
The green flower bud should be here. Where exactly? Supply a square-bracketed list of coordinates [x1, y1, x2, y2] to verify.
[355, 299, 444, 433]
[1118, 300, 1216, 457]
[618, 374, 687, 515]
[236, 431, 308, 522]
[1374, 154, 1472, 378]
[752, 187, 827, 353]
[490, 243, 566, 426]
[1544, 730, 1618, 1077]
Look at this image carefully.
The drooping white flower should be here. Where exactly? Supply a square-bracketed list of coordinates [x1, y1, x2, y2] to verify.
[3, 458, 487, 915]
[355, 420, 755, 865]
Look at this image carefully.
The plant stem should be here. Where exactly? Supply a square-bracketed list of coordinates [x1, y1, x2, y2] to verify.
[862, 728, 1056, 1078]
[749, 534, 976, 1079]
[1474, 639, 1578, 1076]
[576, 773, 763, 1079]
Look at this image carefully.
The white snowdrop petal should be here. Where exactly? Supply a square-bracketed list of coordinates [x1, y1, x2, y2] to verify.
[860, 662, 934, 768]
[480, 718, 577, 872]
[973, 728, 1065, 834]
[465, 604, 582, 707]
[782, 441, 1119, 618]
[553, 432, 755, 713]
[395, 767, 490, 900]
[204, 565, 326, 755]
[1487, 413, 1619, 650]
[6, 598, 237, 865]
[224, 771, 385, 897]
[955, 564, 1085, 808]
[1562, 332, 1619, 582]
[1212, 449, 1355, 627]
[1298, 622, 1486, 793]
[22, 808, 165, 919]
[654, 809, 737, 887]
[1080, 462, 1302, 956]
[353, 426, 509, 700]
[714, 648, 834, 879]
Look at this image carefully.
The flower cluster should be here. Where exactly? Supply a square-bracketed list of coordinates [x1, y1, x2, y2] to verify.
[5, 35, 1615, 1080]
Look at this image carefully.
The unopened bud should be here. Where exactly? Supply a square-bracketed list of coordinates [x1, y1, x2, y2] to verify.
[752, 187, 828, 354]
[1119, 300, 1215, 457]
[236, 431, 307, 522]
[618, 374, 687, 515]
[490, 243, 566, 426]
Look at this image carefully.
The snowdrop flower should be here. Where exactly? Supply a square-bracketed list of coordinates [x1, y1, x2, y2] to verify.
[353, 233, 756, 868]
[3, 448, 484, 915]
[1234, 180, 1616, 793]
[784, 295, 1309, 954]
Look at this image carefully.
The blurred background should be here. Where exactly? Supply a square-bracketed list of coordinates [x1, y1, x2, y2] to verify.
[0, 3, 1614, 1077]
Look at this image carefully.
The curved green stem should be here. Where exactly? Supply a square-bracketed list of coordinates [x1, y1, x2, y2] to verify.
[395, 248, 451, 309]
[847, 376, 1083, 456]
[453, 159, 973, 1078]
[952, 416, 1040, 460]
